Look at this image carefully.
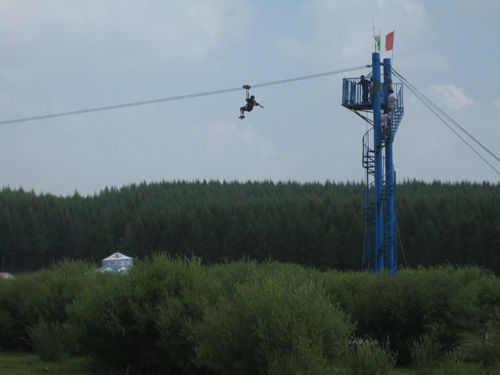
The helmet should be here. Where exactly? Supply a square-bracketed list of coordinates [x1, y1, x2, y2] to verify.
[250, 95, 255, 99]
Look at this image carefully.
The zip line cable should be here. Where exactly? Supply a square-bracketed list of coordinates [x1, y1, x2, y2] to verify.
[391, 69, 500, 163]
[0, 65, 368, 126]
[4, 62, 495, 174]
[391, 69, 500, 175]
[250, 66, 369, 89]
[393, 69, 500, 163]
[405, 83, 499, 175]
[393, 68, 499, 163]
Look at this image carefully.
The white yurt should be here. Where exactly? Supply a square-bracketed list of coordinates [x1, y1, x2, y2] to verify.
[100, 252, 133, 274]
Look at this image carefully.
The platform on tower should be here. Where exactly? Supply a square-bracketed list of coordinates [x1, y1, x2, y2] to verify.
[341, 76, 389, 111]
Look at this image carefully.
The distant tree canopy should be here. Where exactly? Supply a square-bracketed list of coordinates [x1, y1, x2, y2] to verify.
[0, 180, 498, 274]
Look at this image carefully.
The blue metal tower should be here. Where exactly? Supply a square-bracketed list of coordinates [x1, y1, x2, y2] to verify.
[341, 53, 404, 273]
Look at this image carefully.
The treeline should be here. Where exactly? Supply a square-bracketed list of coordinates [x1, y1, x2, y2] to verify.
[0, 180, 498, 273]
[1, 258, 499, 374]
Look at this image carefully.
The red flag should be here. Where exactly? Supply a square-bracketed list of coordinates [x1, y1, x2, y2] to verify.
[385, 31, 394, 51]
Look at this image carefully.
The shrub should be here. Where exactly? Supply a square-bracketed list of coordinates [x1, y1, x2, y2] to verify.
[342, 338, 396, 375]
[27, 316, 65, 361]
[460, 321, 500, 373]
[408, 334, 442, 374]
[0, 290, 15, 350]
[189, 268, 353, 375]
[0, 260, 91, 350]
[476, 273, 500, 320]
[67, 255, 209, 374]
[2, 259, 499, 373]
[320, 266, 481, 364]
[439, 352, 482, 375]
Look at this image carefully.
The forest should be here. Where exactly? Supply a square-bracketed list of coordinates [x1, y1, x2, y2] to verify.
[0, 180, 498, 274]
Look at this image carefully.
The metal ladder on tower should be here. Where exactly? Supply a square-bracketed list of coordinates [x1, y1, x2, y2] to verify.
[382, 85, 405, 143]
[362, 128, 388, 269]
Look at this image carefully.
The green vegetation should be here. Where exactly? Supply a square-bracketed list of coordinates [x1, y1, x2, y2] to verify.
[0, 352, 488, 375]
[0, 352, 103, 375]
[0, 180, 498, 274]
[343, 339, 396, 375]
[0, 258, 499, 374]
[0, 180, 498, 373]
[409, 334, 443, 374]
[0, 261, 91, 351]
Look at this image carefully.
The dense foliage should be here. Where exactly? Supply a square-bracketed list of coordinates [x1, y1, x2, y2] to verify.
[0, 180, 498, 274]
[0, 258, 499, 374]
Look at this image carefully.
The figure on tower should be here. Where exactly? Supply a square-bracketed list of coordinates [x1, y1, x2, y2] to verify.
[359, 75, 371, 103]
[380, 70, 396, 134]
[239, 85, 264, 119]
[381, 88, 396, 134]
[384, 72, 393, 92]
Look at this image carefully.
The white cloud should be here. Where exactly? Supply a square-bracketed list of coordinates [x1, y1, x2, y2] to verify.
[190, 121, 293, 181]
[204, 121, 275, 158]
[276, 0, 427, 66]
[427, 85, 474, 110]
[0, 1, 252, 62]
[1, 1, 498, 194]
[0, 0, 254, 121]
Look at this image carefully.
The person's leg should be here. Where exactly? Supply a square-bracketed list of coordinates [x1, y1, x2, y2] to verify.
[381, 114, 388, 131]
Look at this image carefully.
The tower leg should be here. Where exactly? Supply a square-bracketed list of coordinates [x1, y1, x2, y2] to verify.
[384, 58, 396, 274]
[372, 52, 384, 273]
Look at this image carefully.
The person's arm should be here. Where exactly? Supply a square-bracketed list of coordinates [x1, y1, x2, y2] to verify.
[256, 101, 263, 108]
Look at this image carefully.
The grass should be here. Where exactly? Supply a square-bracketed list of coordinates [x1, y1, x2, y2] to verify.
[389, 362, 487, 375]
[0, 352, 105, 375]
[0, 352, 490, 375]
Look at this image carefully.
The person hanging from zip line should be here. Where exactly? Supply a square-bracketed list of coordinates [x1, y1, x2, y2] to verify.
[239, 85, 263, 119]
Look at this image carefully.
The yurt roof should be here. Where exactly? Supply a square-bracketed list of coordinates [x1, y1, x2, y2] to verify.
[102, 252, 132, 261]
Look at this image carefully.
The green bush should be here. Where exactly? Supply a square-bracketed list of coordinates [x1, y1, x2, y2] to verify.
[2, 259, 499, 373]
[342, 338, 396, 375]
[67, 255, 210, 374]
[68, 257, 336, 374]
[0, 294, 15, 350]
[460, 321, 500, 373]
[471, 342, 498, 372]
[439, 352, 482, 375]
[27, 316, 66, 361]
[476, 273, 500, 320]
[189, 267, 353, 375]
[408, 334, 442, 374]
[0, 260, 91, 350]
[320, 266, 481, 364]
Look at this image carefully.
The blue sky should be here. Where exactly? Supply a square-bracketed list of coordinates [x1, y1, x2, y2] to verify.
[0, 0, 498, 196]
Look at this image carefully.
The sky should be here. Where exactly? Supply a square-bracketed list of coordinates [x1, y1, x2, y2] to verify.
[0, 0, 499, 196]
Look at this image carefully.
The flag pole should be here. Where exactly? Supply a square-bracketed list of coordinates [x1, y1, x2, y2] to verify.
[372, 24, 376, 52]
[391, 31, 394, 62]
